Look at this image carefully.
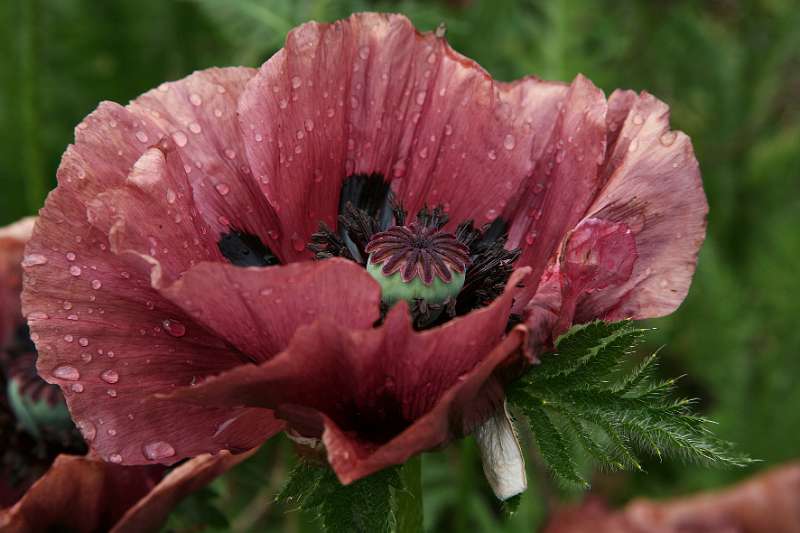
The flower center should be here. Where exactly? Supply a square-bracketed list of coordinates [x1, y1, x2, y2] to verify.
[365, 223, 469, 312]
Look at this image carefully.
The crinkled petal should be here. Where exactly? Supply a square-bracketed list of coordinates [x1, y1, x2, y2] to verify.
[161, 268, 530, 482]
[111, 449, 257, 533]
[239, 12, 576, 261]
[505, 75, 608, 311]
[576, 91, 707, 320]
[160, 258, 382, 363]
[0, 455, 162, 533]
[23, 150, 280, 466]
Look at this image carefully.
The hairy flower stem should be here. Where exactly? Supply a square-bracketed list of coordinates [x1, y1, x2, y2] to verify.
[396, 455, 424, 533]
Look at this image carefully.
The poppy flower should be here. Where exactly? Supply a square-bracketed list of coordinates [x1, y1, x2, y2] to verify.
[21, 12, 706, 499]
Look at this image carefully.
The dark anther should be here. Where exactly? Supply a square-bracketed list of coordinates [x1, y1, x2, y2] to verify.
[410, 297, 457, 330]
[218, 230, 280, 267]
[308, 222, 354, 261]
[455, 219, 521, 314]
[415, 205, 449, 230]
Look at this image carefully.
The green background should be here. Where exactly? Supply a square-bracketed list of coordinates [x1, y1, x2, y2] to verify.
[1, 0, 799, 531]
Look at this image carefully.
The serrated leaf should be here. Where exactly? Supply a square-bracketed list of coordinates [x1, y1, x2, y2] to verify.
[509, 320, 752, 485]
[523, 401, 588, 488]
[277, 459, 404, 533]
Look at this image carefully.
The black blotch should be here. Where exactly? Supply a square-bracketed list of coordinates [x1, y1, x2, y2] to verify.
[218, 230, 280, 267]
[339, 173, 393, 229]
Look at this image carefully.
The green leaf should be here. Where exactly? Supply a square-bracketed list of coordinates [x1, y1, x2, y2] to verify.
[509, 320, 753, 486]
[277, 460, 404, 533]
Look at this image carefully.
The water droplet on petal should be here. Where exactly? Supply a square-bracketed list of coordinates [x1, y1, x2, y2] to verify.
[304, 119, 314, 131]
[632, 114, 644, 125]
[69, 265, 82, 276]
[78, 420, 96, 441]
[101, 369, 119, 384]
[487, 150, 497, 161]
[188, 122, 202, 134]
[291, 233, 306, 252]
[358, 46, 370, 60]
[71, 383, 84, 393]
[22, 254, 48, 267]
[54, 365, 80, 381]
[91, 279, 102, 290]
[143, 441, 176, 460]
[503, 134, 516, 150]
[162, 319, 186, 337]
[135, 131, 149, 143]
[166, 189, 177, 204]
[291, 76, 302, 89]
[107, 389, 118, 398]
[172, 131, 188, 147]
[78, 337, 89, 347]
[215, 183, 230, 196]
[659, 131, 677, 146]
[628, 139, 640, 152]
[109, 453, 123, 463]
[189, 93, 203, 106]
[66, 252, 77, 261]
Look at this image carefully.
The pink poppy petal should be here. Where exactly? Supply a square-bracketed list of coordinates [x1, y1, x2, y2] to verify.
[239, 13, 575, 261]
[0, 455, 162, 533]
[160, 267, 530, 481]
[23, 155, 280, 466]
[506, 75, 609, 310]
[159, 258, 382, 362]
[111, 449, 257, 533]
[128, 67, 281, 249]
[578, 92, 707, 320]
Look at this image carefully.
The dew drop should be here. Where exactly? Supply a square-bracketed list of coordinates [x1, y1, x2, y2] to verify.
[63, 301, 73, 310]
[628, 139, 640, 152]
[66, 252, 77, 261]
[358, 46, 370, 60]
[291, 76, 302, 89]
[53, 365, 80, 381]
[81, 353, 93, 363]
[162, 319, 186, 337]
[254, 133, 263, 142]
[503, 134, 516, 150]
[64, 335, 74, 343]
[71, 383, 84, 393]
[444, 124, 453, 136]
[143, 441, 176, 461]
[135, 131, 149, 143]
[291, 234, 306, 252]
[189, 93, 203, 106]
[172, 131, 188, 147]
[188, 122, 202, 134]
[22, 254, 48, 267]
[486, 208, 498, 220]
[416, 91, 427, 105]
[659, 131, 677, 146]
[632, 113, 644, 125]
[69, 265, 82, 277]
[78, 337, 89, 347]
[304, 119, 314, 131]
[101, 369, 119, 384]
[78, 420, 96, 441]
[109, 453, 123, 464]
[91, 279, 102, 290]
[166, 189, 177, 204]
[487, 150, 497, 161]
[107, 389, 118, 398]
[215, 183, 230, 196]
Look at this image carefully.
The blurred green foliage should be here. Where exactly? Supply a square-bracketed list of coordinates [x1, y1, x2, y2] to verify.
[1, 0, 799, 531]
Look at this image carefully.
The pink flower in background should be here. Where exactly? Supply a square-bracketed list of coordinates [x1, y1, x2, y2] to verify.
[21, 13, 706, 498]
